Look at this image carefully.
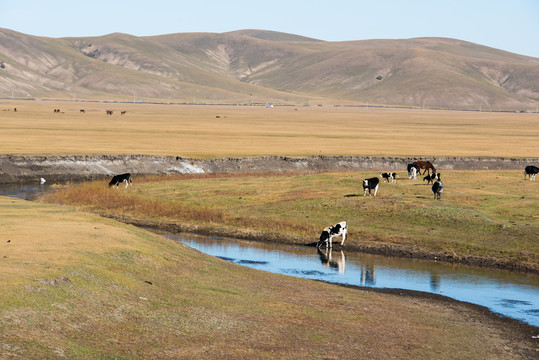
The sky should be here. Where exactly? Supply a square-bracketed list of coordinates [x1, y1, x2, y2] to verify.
[2, 0, 538, 58]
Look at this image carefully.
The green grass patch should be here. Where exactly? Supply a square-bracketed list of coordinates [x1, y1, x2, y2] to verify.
[42, 170, 538, 270]
[1, 196, 537, 358]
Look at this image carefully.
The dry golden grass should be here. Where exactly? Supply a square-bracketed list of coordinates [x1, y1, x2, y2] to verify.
[1, 197, 536, 359]
[1, 101, 538, 158]
[42, 170, 538, 272]
[2, 101, 538, 358]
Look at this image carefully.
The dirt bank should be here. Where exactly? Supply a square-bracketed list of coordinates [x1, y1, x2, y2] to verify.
[1, 154, 537, 183]
[100, 213, 538, 274]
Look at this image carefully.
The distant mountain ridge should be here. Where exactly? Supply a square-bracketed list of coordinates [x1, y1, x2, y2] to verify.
[1, 28, 538, 110]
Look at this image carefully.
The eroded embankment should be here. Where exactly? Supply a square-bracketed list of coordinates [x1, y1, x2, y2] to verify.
[4, 154, 538, 273]
[1, 154, 537, 183]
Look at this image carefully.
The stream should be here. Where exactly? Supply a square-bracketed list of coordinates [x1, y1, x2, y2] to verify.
[2, 183, 538, 327]
[165, 233, 539, 327]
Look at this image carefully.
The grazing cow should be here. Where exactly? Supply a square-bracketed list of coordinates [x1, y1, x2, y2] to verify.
[423, 173, 440, 185]
[121, 111, 127, 115]
[80, 109, 85, 113]
[109, 173, 132, 188]
[524, 165, 538, 181]
[413, 161, 436, 175]
[363, 177, 379, 196]
[432, 178, 443, 200]
[106, 110, 113, 115]
[380, 172, 397, 183]
[317, 248, 346, 274]
[407, 163, 419, 179]
[316, 221, 347, 249]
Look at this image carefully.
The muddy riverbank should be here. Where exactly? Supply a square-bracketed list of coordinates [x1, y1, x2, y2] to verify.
[99, 213, 538, 274]
[1, 154, 537, 183]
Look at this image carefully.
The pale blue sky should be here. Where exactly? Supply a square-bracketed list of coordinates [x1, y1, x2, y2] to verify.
[2, 0, 538, 57]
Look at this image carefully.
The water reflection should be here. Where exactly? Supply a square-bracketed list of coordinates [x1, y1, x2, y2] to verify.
[361, 264, 377, 286]
[317, 248, 376, 286]
[430, 273, 441, 292]
[0, 181, 74, 200]
[0, 182, 50, 200]
[317, 248, 346, 274]
[168, 234, 539, 327]
[3, 184, 537, 327]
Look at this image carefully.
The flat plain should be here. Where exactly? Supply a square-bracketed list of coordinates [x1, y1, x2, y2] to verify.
[2, 100, 538, 359]
[1, 101, 538, 157]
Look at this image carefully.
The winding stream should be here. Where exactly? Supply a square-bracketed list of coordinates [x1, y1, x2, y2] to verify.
[3, 183, 538, 327]
[165, 234, 539, 327]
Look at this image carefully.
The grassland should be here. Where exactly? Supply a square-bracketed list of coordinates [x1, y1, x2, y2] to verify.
[2, 102, 538, 358]
[1, 196, 536, 359]
[1, 102, 538, 158]
[42, 170, 539, 272]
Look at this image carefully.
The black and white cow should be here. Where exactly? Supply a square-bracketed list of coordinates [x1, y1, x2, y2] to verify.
[407, 163, 419, 179]
[423, 173, 440, 185]
[524, 165, 538, 181]
[432, 178, 443, 200]
[109, 173, 132, 188]
[316, 221, 347, 249]
[363, 177, 379, 196]
[380, 172, 397, 183]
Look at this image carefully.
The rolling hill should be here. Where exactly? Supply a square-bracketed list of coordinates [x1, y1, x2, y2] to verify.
[1, 28, 538, 110]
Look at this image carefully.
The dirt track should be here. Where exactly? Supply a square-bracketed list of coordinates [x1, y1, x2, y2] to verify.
[1, 154, 537, 183]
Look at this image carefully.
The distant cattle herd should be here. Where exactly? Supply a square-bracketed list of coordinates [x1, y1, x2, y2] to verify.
[49, 108, 126, 115]
[359, 160, 445, 200]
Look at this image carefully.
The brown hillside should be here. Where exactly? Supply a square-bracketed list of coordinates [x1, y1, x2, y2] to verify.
[0, 28, 538, 110]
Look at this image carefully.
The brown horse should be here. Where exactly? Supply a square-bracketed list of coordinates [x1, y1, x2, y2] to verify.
[413, 161, 436, 175]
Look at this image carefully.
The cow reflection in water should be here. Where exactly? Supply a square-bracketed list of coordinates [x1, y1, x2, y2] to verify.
[430, 273, 441, 292]
[317, 248, 346, 274]
[360, 264, 376, 286]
